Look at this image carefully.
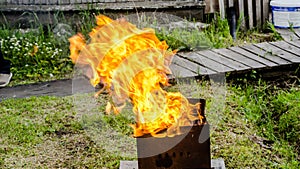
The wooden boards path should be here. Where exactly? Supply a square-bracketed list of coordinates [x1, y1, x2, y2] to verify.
[1, 40, 299, 100]
[171, 39, 300, 79]
[276, 28, 300, 41]
[1, 38, 300, 100]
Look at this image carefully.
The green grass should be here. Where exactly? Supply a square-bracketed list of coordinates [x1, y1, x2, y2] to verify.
[0, 95, 133, 168]
[228, 82, 299, 168]
[0, 81, 299, 168]
[232, 82, 300, 164]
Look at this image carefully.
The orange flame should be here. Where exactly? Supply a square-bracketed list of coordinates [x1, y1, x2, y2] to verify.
[69, 15, 203, 137]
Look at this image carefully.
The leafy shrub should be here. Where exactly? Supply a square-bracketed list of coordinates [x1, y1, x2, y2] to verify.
[203, 16, 233, 48]
[0, 30, 73, 83]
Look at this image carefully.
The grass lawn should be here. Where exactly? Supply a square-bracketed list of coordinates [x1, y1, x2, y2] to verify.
[0, 80, 299, 168]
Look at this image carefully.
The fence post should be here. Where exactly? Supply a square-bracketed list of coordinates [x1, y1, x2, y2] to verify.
[235, 0, 245, 30]
[255, 0, 262, 28]
[262, 0, 269, 27]
[246, 0, 254, 29]
[219, 0, 226, 19]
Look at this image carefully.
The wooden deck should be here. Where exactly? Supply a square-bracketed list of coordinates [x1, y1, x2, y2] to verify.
[276, 28, 300, 41]
[170, 38, 300, 79]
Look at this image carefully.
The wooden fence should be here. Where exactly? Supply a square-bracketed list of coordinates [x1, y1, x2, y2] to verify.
[1, 0, 146, 5]
[206, 0, 271, 29]
[0, 0, 205, 26]
[0, 0, 203, 6]
[0, 0, 205, 12]
[1, 0, 271, 29]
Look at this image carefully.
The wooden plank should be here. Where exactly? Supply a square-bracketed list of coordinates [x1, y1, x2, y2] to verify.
[294, 28, 300, 38]
[212, 48, 265, 68]
[276, 29, 299, 41]
[219, 0, 225, 19]
[34, 0, 41, 4]
[196, 50, 250, 71]
[29, 0, 35, 4]
[22, 0, 30, 4]
[205, 0, 219, 13]
[70, 0, 81, 3]
[169, 63, 198, 78]
[262, 0, 269, 26]
[179, 52, 234, 73]
[254, 42, 300, 63]
[11, 0, 18, 4]
[270, 40, 300, 57]
[241, 44, 291, 65]
[172, 54, 216, 75]
[58, 0, 69, 4]
[40, 0, 48, 5]
[237, 0, 245, 29]
[286, 39, 300, 48]
[229, 46, 277, 67]
[228, 0, 234, 7]
[246, 0, 254, 29]
[255, 0, 262, 28]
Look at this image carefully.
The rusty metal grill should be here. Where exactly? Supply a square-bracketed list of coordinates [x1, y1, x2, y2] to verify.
[137, 99, 211, 169]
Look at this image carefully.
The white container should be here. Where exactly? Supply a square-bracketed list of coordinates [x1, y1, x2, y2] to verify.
[270, 0, 300, 28]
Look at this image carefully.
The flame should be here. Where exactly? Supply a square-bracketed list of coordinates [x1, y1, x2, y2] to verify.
[69, 15, 203, 137]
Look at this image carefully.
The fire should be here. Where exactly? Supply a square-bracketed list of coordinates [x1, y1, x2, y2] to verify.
[69, 15, 203, 137]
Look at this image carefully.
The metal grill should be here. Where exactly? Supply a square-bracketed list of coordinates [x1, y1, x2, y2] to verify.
[137, 99, 211, 169]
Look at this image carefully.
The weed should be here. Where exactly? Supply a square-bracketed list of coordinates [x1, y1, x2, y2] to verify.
[231, 83, 300, 168]
[203, 15, 233, 48]
[265, 21, 283, 41]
